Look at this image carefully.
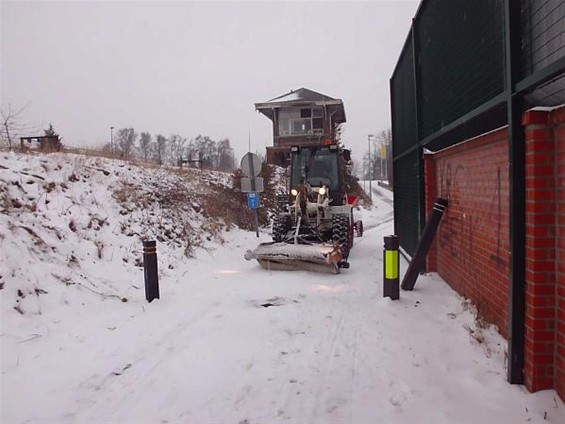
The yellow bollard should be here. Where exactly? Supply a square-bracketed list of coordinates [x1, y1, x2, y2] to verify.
[383, 235, 399, 300]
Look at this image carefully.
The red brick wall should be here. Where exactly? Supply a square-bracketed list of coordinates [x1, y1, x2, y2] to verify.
[424, 153, 438, 271]
[556, 108, 565, 399]
[425, 128, 510, 337]
[424, 106, 565, 400]
[523, 109, 557, 392]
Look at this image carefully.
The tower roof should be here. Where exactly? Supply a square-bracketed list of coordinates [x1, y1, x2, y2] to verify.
[255, 87, 346, 123]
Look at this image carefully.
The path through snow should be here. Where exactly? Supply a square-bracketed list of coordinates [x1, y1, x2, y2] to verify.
[1, 158, 564, 423]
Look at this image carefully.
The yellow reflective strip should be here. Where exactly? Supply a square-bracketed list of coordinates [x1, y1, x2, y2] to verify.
[385, 250, 398, 279]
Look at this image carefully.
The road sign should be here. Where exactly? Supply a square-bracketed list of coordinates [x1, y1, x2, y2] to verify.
[240, 152, 262, 177]
[241, 177, 264, 193]
[247, 192, 260, 209]
[240, 153, 262, 238]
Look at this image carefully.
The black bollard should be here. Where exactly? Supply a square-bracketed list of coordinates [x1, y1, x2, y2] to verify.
[143, 240, 160, 302]
[401, 198, 448, 291]
[383, 235, 400, 300]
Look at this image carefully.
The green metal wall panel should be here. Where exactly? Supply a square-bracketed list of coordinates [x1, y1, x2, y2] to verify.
[416, 0, 506, 139]
[393, 150, 420, 256]
[391, 37, 418, 157]
[390, 0, 565, 260]
[522, 0, 565, 76]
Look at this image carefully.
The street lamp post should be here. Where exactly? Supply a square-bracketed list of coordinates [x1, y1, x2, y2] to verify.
[380, 142, 384, 182]
[384, 145, 388, 181]
[110, 126, 114, 155]
[368, 134, 374, 201]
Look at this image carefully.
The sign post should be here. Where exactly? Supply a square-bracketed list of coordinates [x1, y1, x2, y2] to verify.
[240, 153, 263, 237]
[247, 192, 260, 208]
[247, 192, 260, 237]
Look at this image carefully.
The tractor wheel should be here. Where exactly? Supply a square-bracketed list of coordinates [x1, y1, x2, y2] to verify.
[332, 213, 352, 259]
[272, 214, 292, 242]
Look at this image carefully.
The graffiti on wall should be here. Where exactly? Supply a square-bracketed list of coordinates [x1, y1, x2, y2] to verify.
[438, 163, 478, 270]
[437, 161, 506, 270]
[490, 167, 505, 267]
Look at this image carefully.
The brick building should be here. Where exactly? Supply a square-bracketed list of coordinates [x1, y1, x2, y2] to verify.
[423, 106, 565, 396]
[390, 0, 564, 400]
[255, 88, 346, 166]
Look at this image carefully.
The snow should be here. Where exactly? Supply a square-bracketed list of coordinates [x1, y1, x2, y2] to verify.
[1, 152, 564, 423]
[528, 105, 565, 112]
[268, 91, 302, 103]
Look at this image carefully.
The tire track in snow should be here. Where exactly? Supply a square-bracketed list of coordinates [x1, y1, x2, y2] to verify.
[363, 211, 394, 232]
[372, 186, 394, 206]
[70, 299, 224, 422]
[361, 185, 394, 233]
[309, 296, 347, 422]
[347, 305, 362, 421]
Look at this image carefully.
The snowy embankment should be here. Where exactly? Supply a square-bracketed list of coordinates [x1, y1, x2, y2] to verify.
[1, 152, 564, 423]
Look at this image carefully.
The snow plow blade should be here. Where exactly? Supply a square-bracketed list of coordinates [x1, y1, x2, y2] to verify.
[244, 242, 340, 274]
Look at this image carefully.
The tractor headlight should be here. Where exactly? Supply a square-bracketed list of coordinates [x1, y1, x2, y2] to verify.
[291, 188, 298, 197]
[319, 187, 326, 196]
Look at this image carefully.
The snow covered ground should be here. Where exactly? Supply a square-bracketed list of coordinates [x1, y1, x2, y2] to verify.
[1, 152, 564, 423]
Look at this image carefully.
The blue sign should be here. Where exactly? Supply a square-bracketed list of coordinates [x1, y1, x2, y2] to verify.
[247, 192, 259, 209]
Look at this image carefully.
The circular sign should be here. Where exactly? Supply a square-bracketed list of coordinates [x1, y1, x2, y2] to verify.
[240, 152, 262, 177]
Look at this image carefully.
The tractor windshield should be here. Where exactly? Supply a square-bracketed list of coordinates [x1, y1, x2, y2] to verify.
[290, 147, 340, 194]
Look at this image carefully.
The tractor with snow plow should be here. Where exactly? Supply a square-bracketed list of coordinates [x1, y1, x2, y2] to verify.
[244, 142, 363, 274]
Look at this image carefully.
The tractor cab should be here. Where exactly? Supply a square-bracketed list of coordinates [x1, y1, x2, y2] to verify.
[289, 144, 344, 205]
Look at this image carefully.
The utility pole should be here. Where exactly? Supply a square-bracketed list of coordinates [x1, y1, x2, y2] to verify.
[110, 126, 114, 155]
[383, 143, 388, 182]
[380, 142, 384, 182]
[368, 134, 374, 201]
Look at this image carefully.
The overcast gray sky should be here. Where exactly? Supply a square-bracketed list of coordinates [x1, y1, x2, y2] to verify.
[1, 0, 419, 164]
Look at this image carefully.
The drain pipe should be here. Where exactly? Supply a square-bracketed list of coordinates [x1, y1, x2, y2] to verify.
[505, 0, 525, 385]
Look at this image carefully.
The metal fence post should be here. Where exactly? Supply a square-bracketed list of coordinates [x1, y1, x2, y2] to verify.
[401, 198, 447, 291]
[383, 235, 400, 300]
[143, 240, 160, 302]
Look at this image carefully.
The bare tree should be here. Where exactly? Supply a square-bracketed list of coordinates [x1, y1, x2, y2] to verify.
[168, 133, 186, 166]
[0, 103, 34, 149]
[154, 134, 167, 165]
[362, 150, 377, 180]
[193, 135, 217, 168]
[139, 132, 153, 162]
[186, 138, 197, 164]
[375, 128, 392, 147]
[217, 138, 234, 171]
[115, 128, 137, 159]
